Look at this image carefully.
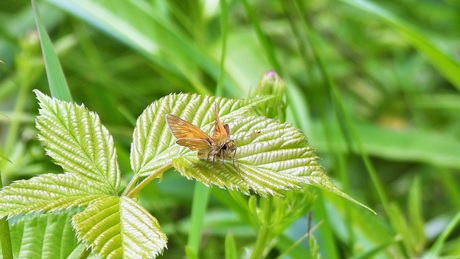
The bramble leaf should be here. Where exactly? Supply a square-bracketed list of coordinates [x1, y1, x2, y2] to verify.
[72, 196, 167, 258]
[35, 90, 120, 194]
[0, 172, 107, 219]
[132, 93, 373, 211]
[130, 93, 271, 176]
[9, 211, 78, 259]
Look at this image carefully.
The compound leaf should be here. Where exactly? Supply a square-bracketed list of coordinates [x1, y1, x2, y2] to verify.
[131, 93, 372, 211]
[0, 172, 107, 219]
[9, 211, 78, 259]
[35, 90, 120, 194]
[72, 196, 167, 258]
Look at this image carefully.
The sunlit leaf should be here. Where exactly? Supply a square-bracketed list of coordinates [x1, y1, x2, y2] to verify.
[0, 172, 107, 219]
[72, 196, 167, 258]
[132, 93, 371, 210]
[171, 115, 316, 196]
[130, 93, 271, 176]
[35, 90, 120, 194]
[9, 211, 78, 259]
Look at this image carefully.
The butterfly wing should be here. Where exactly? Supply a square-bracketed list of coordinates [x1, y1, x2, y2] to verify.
[212, 105, 231, 139]
[166, 114, 211, 139]
[166, 114, 213, 153]
[176, 138, 211, 151]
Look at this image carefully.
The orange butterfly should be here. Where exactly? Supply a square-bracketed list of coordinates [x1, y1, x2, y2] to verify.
[166, 106, 236, 163]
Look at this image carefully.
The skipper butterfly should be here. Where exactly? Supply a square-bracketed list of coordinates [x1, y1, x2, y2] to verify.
[166, 106, 236, 163]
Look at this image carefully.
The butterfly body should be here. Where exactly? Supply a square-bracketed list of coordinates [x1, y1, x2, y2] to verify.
[166, 107, 236, 162]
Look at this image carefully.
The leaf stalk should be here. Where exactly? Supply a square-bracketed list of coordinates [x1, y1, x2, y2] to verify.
[125, 164, 172, 198]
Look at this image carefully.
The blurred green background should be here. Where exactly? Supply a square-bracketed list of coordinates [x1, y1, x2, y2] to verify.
[1, 0, 460, 258]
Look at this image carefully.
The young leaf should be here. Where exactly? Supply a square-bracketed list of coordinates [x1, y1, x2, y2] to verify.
[34, 90, 120, 194]
[0, 172, 107, 219]
[130, 93, 271, 176]
[9, 211, 78, 259]
[133, 93, 371, 211]
[171, 115, 316, 195]
[72, 196, 167, 258]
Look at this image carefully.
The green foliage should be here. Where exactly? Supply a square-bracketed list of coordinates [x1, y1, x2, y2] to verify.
[8, 211, 78, 259]
[225, 233, 237, 259]
[131, 92, 362, 204]
[35, 90, 120, 194]
[32, 0, 71, 101]
[0, 91, 167, 258]
[72, 196, 167, 259]
[0, 172, 107, 218]
[1, 0, 460, 258]
[1, 90, 362, 257]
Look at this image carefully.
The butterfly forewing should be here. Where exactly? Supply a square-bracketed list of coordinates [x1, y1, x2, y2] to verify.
[166, 114, 211, 140]
[176, 138, 211, 151]
[212, 106, 230, 139]
[166, 114, 213, 156]
[166, 106, 237, 162]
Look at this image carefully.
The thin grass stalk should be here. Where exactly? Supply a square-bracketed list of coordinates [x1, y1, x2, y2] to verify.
[292, 0, 389, 211]
[216, 0, 229, 97]
[240, 0, 281, 73]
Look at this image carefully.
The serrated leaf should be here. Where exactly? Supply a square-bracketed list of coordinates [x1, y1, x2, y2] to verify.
[9, 211, 78, 259]
[172, 115, 322, 195]
[72, 196, 167, 259]
[131, 93, 271, 176]
[133, 93, 373, 210]
[0, 172, 107, 219]
[34, 90, 120, 194]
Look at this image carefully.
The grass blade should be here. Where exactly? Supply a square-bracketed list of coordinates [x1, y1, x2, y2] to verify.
[423, 211, 460, 258]
[342, 0, 460, 91]
[187, 183, 210, 255]
[32, 0, 72, 101]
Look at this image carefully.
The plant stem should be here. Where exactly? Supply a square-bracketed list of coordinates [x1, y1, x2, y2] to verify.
[251, 198, 273, 259]
[122, 175, 139, 196]
[124, 164, 172, 198]
[216, 0, 228, 97]
[187, 183, 210, 255]
[251, 225, 270, 259]
[78, 247, 91, 259]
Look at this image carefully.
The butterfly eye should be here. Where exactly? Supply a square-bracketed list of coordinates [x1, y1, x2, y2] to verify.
[221, 144, 227, 150]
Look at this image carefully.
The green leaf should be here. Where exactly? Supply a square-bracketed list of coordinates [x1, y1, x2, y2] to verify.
[408, 177, 425, 252]
[0, 173, 107, 219]
[131, 93, 271, 176]
[9, 211, 78, 259]
[35, 90, 120, 194]
[45, 0, 220, 94]
[342, 0, 460, 91]
[311, 121, 460, 170]
[72, 196, 167, 258]
[133, 93, 371, 210]
[32, 0, 72, 101]
[185, 246, 199, 259]
[423, 211, 460, 258]
[187, 183, 210, 255]
[387, 203, 415, 257]
[171, 115, 314, 196]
